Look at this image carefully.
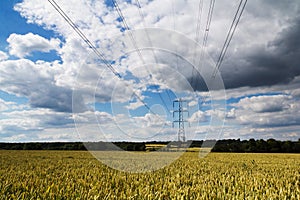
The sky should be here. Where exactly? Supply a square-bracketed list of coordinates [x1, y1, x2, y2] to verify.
[0, 0, 299, 142]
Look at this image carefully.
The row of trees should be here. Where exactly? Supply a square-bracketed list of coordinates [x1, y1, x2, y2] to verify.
[0, 142, 86, 151]
[0, 142, 146, 151]
[0, 139, 299, 153]
[211, 138, 300, 153]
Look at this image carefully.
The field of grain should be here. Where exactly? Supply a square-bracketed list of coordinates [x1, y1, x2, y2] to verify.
[0, 151, 299, 199]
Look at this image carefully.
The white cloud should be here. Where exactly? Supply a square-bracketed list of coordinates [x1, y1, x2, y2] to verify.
[72, 111, 175, 141]
[126, 101, 144, 110]
[188, 110, 206, 123]
[7, 32, 60, 58]
[0, 108, 77, 142]
[221, 125, 300, 141]
[226, 108, 236, 119]
[0, 118, 41, 132]
[231, 94, 300, 128]
[2, 109, 73, 127]
[188, 100, 198, 107]
[0, 51, 8, 61]
[235, 95, 290, 113]
[73, 110, 113, 124]
[133, 113, 167, 128]
[0, 99, 14, 112]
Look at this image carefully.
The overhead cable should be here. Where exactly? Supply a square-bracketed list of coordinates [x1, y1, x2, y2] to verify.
[190, 0, 205, 91]
[125, 0, 173, 113]
[48, 0, 121, 79]
[48, 0, 157, 114]
[213, 0, 247, 78]
[111, 0, 145, 64]
[203, 0, 216, 47]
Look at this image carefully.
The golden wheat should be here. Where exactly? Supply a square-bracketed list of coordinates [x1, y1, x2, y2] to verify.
[0, 151, 299, 199]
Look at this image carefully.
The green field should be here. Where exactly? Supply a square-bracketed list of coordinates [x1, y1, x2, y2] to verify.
[0, 151, 299, 199]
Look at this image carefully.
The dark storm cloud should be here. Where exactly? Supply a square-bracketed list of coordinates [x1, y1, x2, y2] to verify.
[220, 15, 300, 89]
[271, 16, 300, 68]
[30, 86, 73, 112]
[188, 73, 209, 92]
[0, 59, 87, 113]
[30, 86, 87, 113]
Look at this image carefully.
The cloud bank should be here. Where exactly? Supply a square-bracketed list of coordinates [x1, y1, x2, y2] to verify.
[0, 0, 299, 141]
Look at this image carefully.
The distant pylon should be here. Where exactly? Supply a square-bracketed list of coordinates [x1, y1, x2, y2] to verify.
[173, 98, 189, 142]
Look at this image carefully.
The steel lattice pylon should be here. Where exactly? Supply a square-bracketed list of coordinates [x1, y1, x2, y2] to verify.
[173, 98, 189, 142]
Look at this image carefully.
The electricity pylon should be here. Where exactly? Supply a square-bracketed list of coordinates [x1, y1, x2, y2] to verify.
[173, 98, 189, 142]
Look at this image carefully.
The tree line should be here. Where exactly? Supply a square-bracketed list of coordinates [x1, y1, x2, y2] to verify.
[0, 138, 299, 153]
[211, 138, 300, 153]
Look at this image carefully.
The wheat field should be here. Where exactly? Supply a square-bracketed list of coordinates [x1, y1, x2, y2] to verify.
[0, 151, 299, 199]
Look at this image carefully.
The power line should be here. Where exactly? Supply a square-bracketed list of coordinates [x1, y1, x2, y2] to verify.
[136, 0, 173, 105]
[203, 0, 216, 48]
[171, 0, 179, 93]
[111, 0, 145, 64]
[191, 0, 215, 107]
[47, 0, 158, 116]
[213, 0, 247, 78]
[192, 0, 204, 65]
[134, 0, 158, 63]
[192, 0, 216, 85]
[48, 0, 121, 79]
[128, 0, 173, 113]
[190, 0, 204, 92]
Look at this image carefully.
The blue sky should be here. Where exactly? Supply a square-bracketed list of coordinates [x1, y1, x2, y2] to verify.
[0, 0, 299, 142]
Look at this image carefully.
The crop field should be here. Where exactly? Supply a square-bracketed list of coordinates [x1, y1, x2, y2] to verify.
[0, 151, 299, 199]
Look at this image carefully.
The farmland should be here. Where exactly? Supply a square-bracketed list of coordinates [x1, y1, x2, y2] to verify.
[0, 151, 299, 199]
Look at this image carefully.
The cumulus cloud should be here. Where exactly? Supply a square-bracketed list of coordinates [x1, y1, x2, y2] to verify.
[13, 0, 300, 90]
[133, 113, 167, 128]
[0, 99, 18, 112]
[0, 59, 86, 112]
[7, 32, 60, 58]
[0, 108, 76, 142]
[232, 94, 300, 128]
[188, 110, 206, 123]
[73, 110, 113, 124]
[126, 101, 144, 110]
[235, 95, 290, 113]
[221, 125, 300, 141]
[0, 51, 8, 61]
